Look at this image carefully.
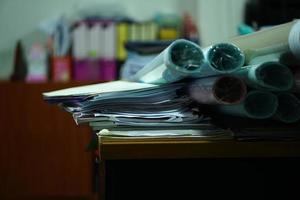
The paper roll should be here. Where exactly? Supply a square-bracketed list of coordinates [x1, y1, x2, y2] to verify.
[188, 76, 247, 105]
[132, 39, 205, 84]
[227, 20, 300, 63]
[275, 93, 300, 123]
[248, 52, 283, 65]
[235, 62, 294, 92]
[202, 43, 245, 75]
[217, 91, 278, 119]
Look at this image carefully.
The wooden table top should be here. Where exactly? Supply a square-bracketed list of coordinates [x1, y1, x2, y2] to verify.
[98, 136, 300, 160]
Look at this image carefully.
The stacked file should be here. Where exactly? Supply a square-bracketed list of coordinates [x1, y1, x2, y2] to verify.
[44, 80, 231, 139]
[44, 20, 300, 140]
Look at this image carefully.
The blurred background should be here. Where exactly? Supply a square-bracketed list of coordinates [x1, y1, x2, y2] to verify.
[1, 0, 300, 199]
[2, 0, 300, 82]
[0, 0, 247, 81]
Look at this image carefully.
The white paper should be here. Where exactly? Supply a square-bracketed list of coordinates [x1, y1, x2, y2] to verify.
[43, 80, 157, 97]
[97, 128, 230, 137]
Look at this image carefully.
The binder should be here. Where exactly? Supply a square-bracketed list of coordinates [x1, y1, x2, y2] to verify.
[72, 23, 89, 59]
[89, 24, 103, 58]
[116, 23, 129, 60]
[103, 23, 116, 59]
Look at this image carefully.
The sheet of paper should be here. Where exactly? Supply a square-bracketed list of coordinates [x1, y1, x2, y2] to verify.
[43, 80, 157, 97]
[97, 128, 233, 138]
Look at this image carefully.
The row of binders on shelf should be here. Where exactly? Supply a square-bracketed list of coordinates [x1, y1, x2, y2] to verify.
[66, 18, 182, 82]
[44, 20, 300, 141]
[11, 13, 195, 83]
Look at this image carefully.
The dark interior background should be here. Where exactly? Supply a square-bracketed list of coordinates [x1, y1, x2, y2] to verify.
[245, 0, 300, 27]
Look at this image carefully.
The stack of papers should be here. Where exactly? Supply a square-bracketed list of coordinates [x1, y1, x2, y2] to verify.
[43, 80, 232, 139]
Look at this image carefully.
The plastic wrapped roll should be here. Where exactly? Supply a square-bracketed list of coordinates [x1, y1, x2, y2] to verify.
[248, 52, 283, 65]
[202, 43, 245, 75]
[217, 91, 278, 119]
[235, 62, 294, 92]
[227, 20, 300, 63]
[132, 39, 205, 84]
[249, 51, 300, 67]
[275, 93, 300, 123]
[188, 76, 247, 105]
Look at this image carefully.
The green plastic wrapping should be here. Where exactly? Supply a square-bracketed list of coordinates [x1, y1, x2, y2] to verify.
[248, 51, 300, 68]
[248, 52, 283, 65]
[132, 39, 205, 84]
[235, 62, 294, 92]
[275, 93, 300, 123]
[217, 91, 278, 119]
[132, 40, 245, 85]
[202, 43, 245, 75]
[188, 75, 247, 105]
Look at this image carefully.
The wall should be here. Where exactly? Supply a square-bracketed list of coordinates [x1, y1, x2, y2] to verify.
[197, 0, 248, 46]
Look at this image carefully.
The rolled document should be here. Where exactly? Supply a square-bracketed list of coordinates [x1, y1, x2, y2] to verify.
[275, 93, 300, 123]
[188, 75, 247, 105]
[132, 39, 205, 84]
[227, 20, 300, 63]
[249, 51, 300, 70]
[235, 62, 294, 92]
[202, 43, 245, 75]
[248, 52, 284, 65]
[217, 91, 278, 119]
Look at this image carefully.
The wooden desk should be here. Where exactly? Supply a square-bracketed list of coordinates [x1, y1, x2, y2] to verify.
[98, 137, 300, 200]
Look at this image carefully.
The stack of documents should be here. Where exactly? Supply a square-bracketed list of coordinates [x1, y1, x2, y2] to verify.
[43, 80, 231, 139]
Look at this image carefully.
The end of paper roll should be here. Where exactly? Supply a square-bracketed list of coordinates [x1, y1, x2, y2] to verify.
[289, 20, 300, 59]
[275, 93, 300, 123]
[206, 43, 245, 73]
[166, 39, 205, 74]
[213, 76, 247, 105]
[243, 91, 278, 119]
